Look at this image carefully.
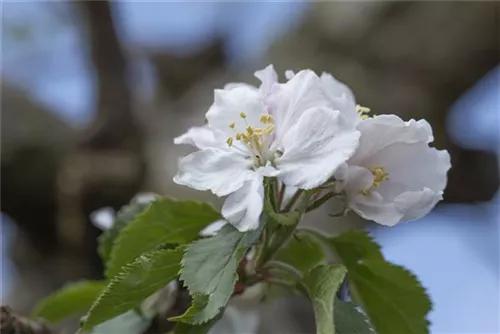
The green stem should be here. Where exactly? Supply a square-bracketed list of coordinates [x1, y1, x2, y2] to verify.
[283, 189, 304, 212]
[306, 192, 340, 213]
[264, 260, 303, 281]
[276, 183, 286, 212]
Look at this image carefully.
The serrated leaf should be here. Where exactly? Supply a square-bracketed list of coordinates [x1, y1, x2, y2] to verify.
[98, 201, 151, 263]
[90, 310, 152, 334]
[274, 231, 327, 275]
[335, 299, 373, 334]
[106, 198, 221, 278]
[32, 281, 105, 323]
[329, 231, 432, 334]
[175, 224, 262, 324]
[82, 247, 183, 330]
[302, 264, 347, 334]
[173, 306, 222, 334]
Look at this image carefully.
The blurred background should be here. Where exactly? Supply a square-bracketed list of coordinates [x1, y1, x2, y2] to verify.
[1, 1, 499, 333]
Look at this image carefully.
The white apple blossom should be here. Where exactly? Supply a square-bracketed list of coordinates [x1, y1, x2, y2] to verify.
[174, 65, 360, 231]
[338, 114, 451, 226]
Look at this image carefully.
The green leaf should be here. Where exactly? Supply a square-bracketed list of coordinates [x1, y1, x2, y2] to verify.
[106, 198, 221, 278]
[329, 231, 432, 334]
[173, 308, 223, 334]
[302, 264, 347, 334]
[82, 247, 183, 330]
[335, 299, 373, 334]
[274, 231, 327, 275]
[32, 281, 105, 323]
[174, 224, 262, 324]
[98, 201, 152, 264]
[90, 310, 152, 334]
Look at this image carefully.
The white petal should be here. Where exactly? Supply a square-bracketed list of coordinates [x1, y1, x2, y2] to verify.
[365, 143, 451, 195]
[254, 64, 278, 96]
[206, 86, 267, 136]
[132, 192, 160, 204]
[221, 174, 264, 231]
[320, 72, 356, 103]
[276, 107, 360, 189]
[343, 165, 374, 197]
[174, 149, 253, 197]
[285, 70, 295, 80]
[349, 196, 404, 226]
[350, 115, 435, 164]
[394, 188, 443, 222]
[174, 125, 221, 149]
[90, 207, 116, 231]
[199, 219, 227, 237]
[271, 70, 331, 142]
[320, 72, 359, 125]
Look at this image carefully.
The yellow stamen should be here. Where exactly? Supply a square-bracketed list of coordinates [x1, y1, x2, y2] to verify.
[268, 115, 274, 123]
[356, 105, 371, 114]
[253, 128, 263, 136]
[370, 167, 389, 188]
[264, 124, 275, 134]
[240, 112, 247, 119]
[226, 137, 233, 147]
[236, 132, 243, 140]
[229, 122, 236, 129]
[260, 114, 268, 124]
[246, 126, 254, 135]
[360, 166, 389, 195]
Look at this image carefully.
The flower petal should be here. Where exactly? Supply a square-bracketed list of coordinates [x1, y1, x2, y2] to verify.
[90, 207, 116, 231]
[271, 70, 331, 141]
[173, 148, 253, 197]
[199, 219, 227, 237]
[365, 143, 451, 195]
[276, 107, 360, 189]
[221, 173, 264, 231]
[350, 115, 435, 165]
[206, 86, 267, 136]
[254, 64, 278, 96]
[394, 188, 443, 222]
[349, 196, 404, 226]
[174, 125, 221, 149]
[320, 72, 356, 103]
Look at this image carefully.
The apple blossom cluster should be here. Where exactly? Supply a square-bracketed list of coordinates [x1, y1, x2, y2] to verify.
[174, 65, 451, 231]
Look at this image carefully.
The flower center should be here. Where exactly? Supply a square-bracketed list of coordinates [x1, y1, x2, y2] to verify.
[226, 112, 275, 166]
[360, 166, 389, 195]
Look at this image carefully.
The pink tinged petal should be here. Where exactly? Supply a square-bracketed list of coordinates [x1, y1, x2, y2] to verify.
[351, 115, 436, 165]
[276, 107, 361, 190]
[173, 148, 253, 197]
[394, 188, 443, 222]
[90, 207, 116, 231]
[174, 126, 221, 150]
[199, 219, 227, 237]
[221, 174, 264, 232]
[206, 86, 267, 136]
[254, 64, 278, 96]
